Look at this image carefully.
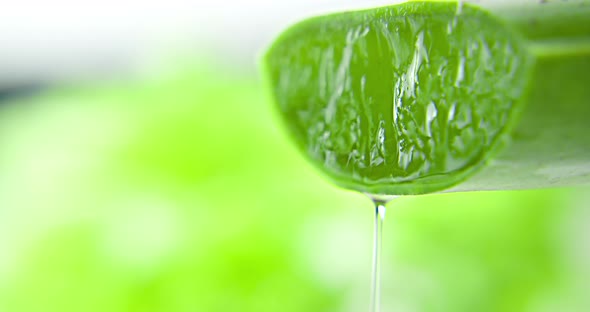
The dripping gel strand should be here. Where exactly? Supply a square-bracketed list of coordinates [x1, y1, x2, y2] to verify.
[369, 197, 390, 312]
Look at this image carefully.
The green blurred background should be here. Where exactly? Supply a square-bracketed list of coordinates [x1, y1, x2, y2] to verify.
[0, 63, 588, 312]
[1, 1, 589, 311]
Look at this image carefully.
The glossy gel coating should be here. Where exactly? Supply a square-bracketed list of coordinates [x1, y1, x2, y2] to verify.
[264, 2, 531, 195]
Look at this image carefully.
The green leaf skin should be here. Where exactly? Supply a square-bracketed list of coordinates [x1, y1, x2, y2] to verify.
[451, 0, 590, 192]
[263, 1, 590, 195]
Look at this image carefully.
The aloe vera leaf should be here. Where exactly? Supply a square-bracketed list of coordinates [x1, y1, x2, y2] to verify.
[262, 0, 590, 195]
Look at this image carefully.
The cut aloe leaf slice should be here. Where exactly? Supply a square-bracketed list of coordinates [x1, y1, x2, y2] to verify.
[263, 1, 590, 195]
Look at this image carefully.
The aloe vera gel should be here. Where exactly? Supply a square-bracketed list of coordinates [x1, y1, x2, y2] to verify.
[263, 0, 590, 196]
[264, 2, 589, 309]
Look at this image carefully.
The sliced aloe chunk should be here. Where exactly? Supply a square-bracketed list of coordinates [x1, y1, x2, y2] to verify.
[263, 1, 590, 195]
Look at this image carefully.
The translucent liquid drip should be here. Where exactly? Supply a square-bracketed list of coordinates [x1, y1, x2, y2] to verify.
[370, 200, 387, 312]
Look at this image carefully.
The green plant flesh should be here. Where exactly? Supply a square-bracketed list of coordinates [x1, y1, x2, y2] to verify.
[263, 0, 590, 195]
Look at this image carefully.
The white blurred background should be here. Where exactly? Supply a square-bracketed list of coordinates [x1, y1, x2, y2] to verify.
[0, 0, 401, 85]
